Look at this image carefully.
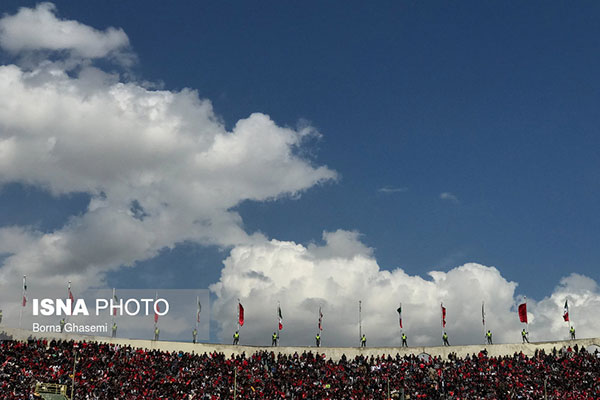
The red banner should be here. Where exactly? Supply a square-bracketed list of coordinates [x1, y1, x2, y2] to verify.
[441, 304, 446, 328]
[238, 303, 245, 326]
[518, 303, 527, 323]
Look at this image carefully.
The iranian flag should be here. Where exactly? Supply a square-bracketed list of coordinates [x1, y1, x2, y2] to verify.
[278, 305, 283, 331]
[563, 299, 569, 322]
[397, 305, 403, 329]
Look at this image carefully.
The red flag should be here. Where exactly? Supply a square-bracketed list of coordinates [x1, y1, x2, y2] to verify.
[563, 299, 569, 322]
[441, 304, 446, 328]
[238, 302, 244, 326]
[518, 303, 527, 323]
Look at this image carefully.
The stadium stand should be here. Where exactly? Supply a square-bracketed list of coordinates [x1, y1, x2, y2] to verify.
[1, 332, 599, 399]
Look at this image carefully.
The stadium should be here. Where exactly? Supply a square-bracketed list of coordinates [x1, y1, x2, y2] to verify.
[1, 326, 599, 399]
[2, 1, 600, 400]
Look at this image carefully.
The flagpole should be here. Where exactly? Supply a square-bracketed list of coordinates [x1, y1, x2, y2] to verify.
[563, 298, 571, 340]
[318, 305, 323, 345]
[111, 288, 116, 328]
[19, 275, 26, 329]
[237, 298, 240, 332]
[399, 302, 403, 336]
[196, 295, 200, 331]
[440, 302, 444, 346]
[67, 280, 71, 324]
[525, 296, 529, 342]
[358, 300, 362, 344]
[276, 300, 280, 345]
[154, 291, 158, 339]
[482, 301, 486, 346]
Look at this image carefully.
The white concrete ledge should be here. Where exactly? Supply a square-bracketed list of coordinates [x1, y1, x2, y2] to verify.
[1, 327, 597, 361]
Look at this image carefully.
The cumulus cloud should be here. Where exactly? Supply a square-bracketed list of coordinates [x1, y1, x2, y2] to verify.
[211, 230, 600, 347]
[0, 3, 132, 64]
[0, 4, 336, 322]
[440, 192, 459, 203]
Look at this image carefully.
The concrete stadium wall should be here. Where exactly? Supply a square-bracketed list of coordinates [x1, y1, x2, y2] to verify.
[1, 327, 598, 361]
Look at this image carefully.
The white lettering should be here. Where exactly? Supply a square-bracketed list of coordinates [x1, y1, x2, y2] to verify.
[56, 299, 70, 315]
[40, 298, 55, 316]
[140, 298, 152, 315]
[111, 298, 123, 316]
[72, 299, 89, 316]
[125, 299, 140, 316]
[96, 299, 108, 315]
[155, 298, 169, 316]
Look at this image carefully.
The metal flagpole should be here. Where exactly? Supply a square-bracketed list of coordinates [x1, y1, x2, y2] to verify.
[358, 300, 362, 344]
[399, 302, 403, 336]
[568, 301, 571, 332]
[482, 301, 486, 345]
[19, 275, 26, 329]
[525, 296, 529, 342]
[318, 305, 323, 346]
[111, 288, 116, 328]
[67, 281, 71, 324]
[196, 296, 200, 331]
[276, 300, 280, 346]
[154, 291, 158, 340]
[440, 303, 443, 345]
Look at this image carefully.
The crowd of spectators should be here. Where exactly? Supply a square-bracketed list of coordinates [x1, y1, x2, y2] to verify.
[1, 333, 599, 399]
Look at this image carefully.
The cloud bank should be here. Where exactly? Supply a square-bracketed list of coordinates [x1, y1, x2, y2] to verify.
[211, 230, 600, 346]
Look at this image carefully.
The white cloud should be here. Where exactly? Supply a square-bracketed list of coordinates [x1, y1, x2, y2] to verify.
[378, 186, 408, 194]
[0, 3, 131, 63]
[440, 192, 459, 203]
[0, 5, 336, 319]
[211, 231, 600, 347]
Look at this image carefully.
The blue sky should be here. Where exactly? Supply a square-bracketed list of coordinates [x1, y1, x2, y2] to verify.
[1, 1, 599, 345]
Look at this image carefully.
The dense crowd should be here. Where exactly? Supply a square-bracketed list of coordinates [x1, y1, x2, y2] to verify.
[1, 333, 599, 399]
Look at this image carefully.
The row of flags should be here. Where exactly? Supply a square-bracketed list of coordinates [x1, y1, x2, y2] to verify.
[237, 301, 324, 332]
[16, 277, 573, 330]
[236, 299, 573, 332]
[517, 299, 571, 324]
